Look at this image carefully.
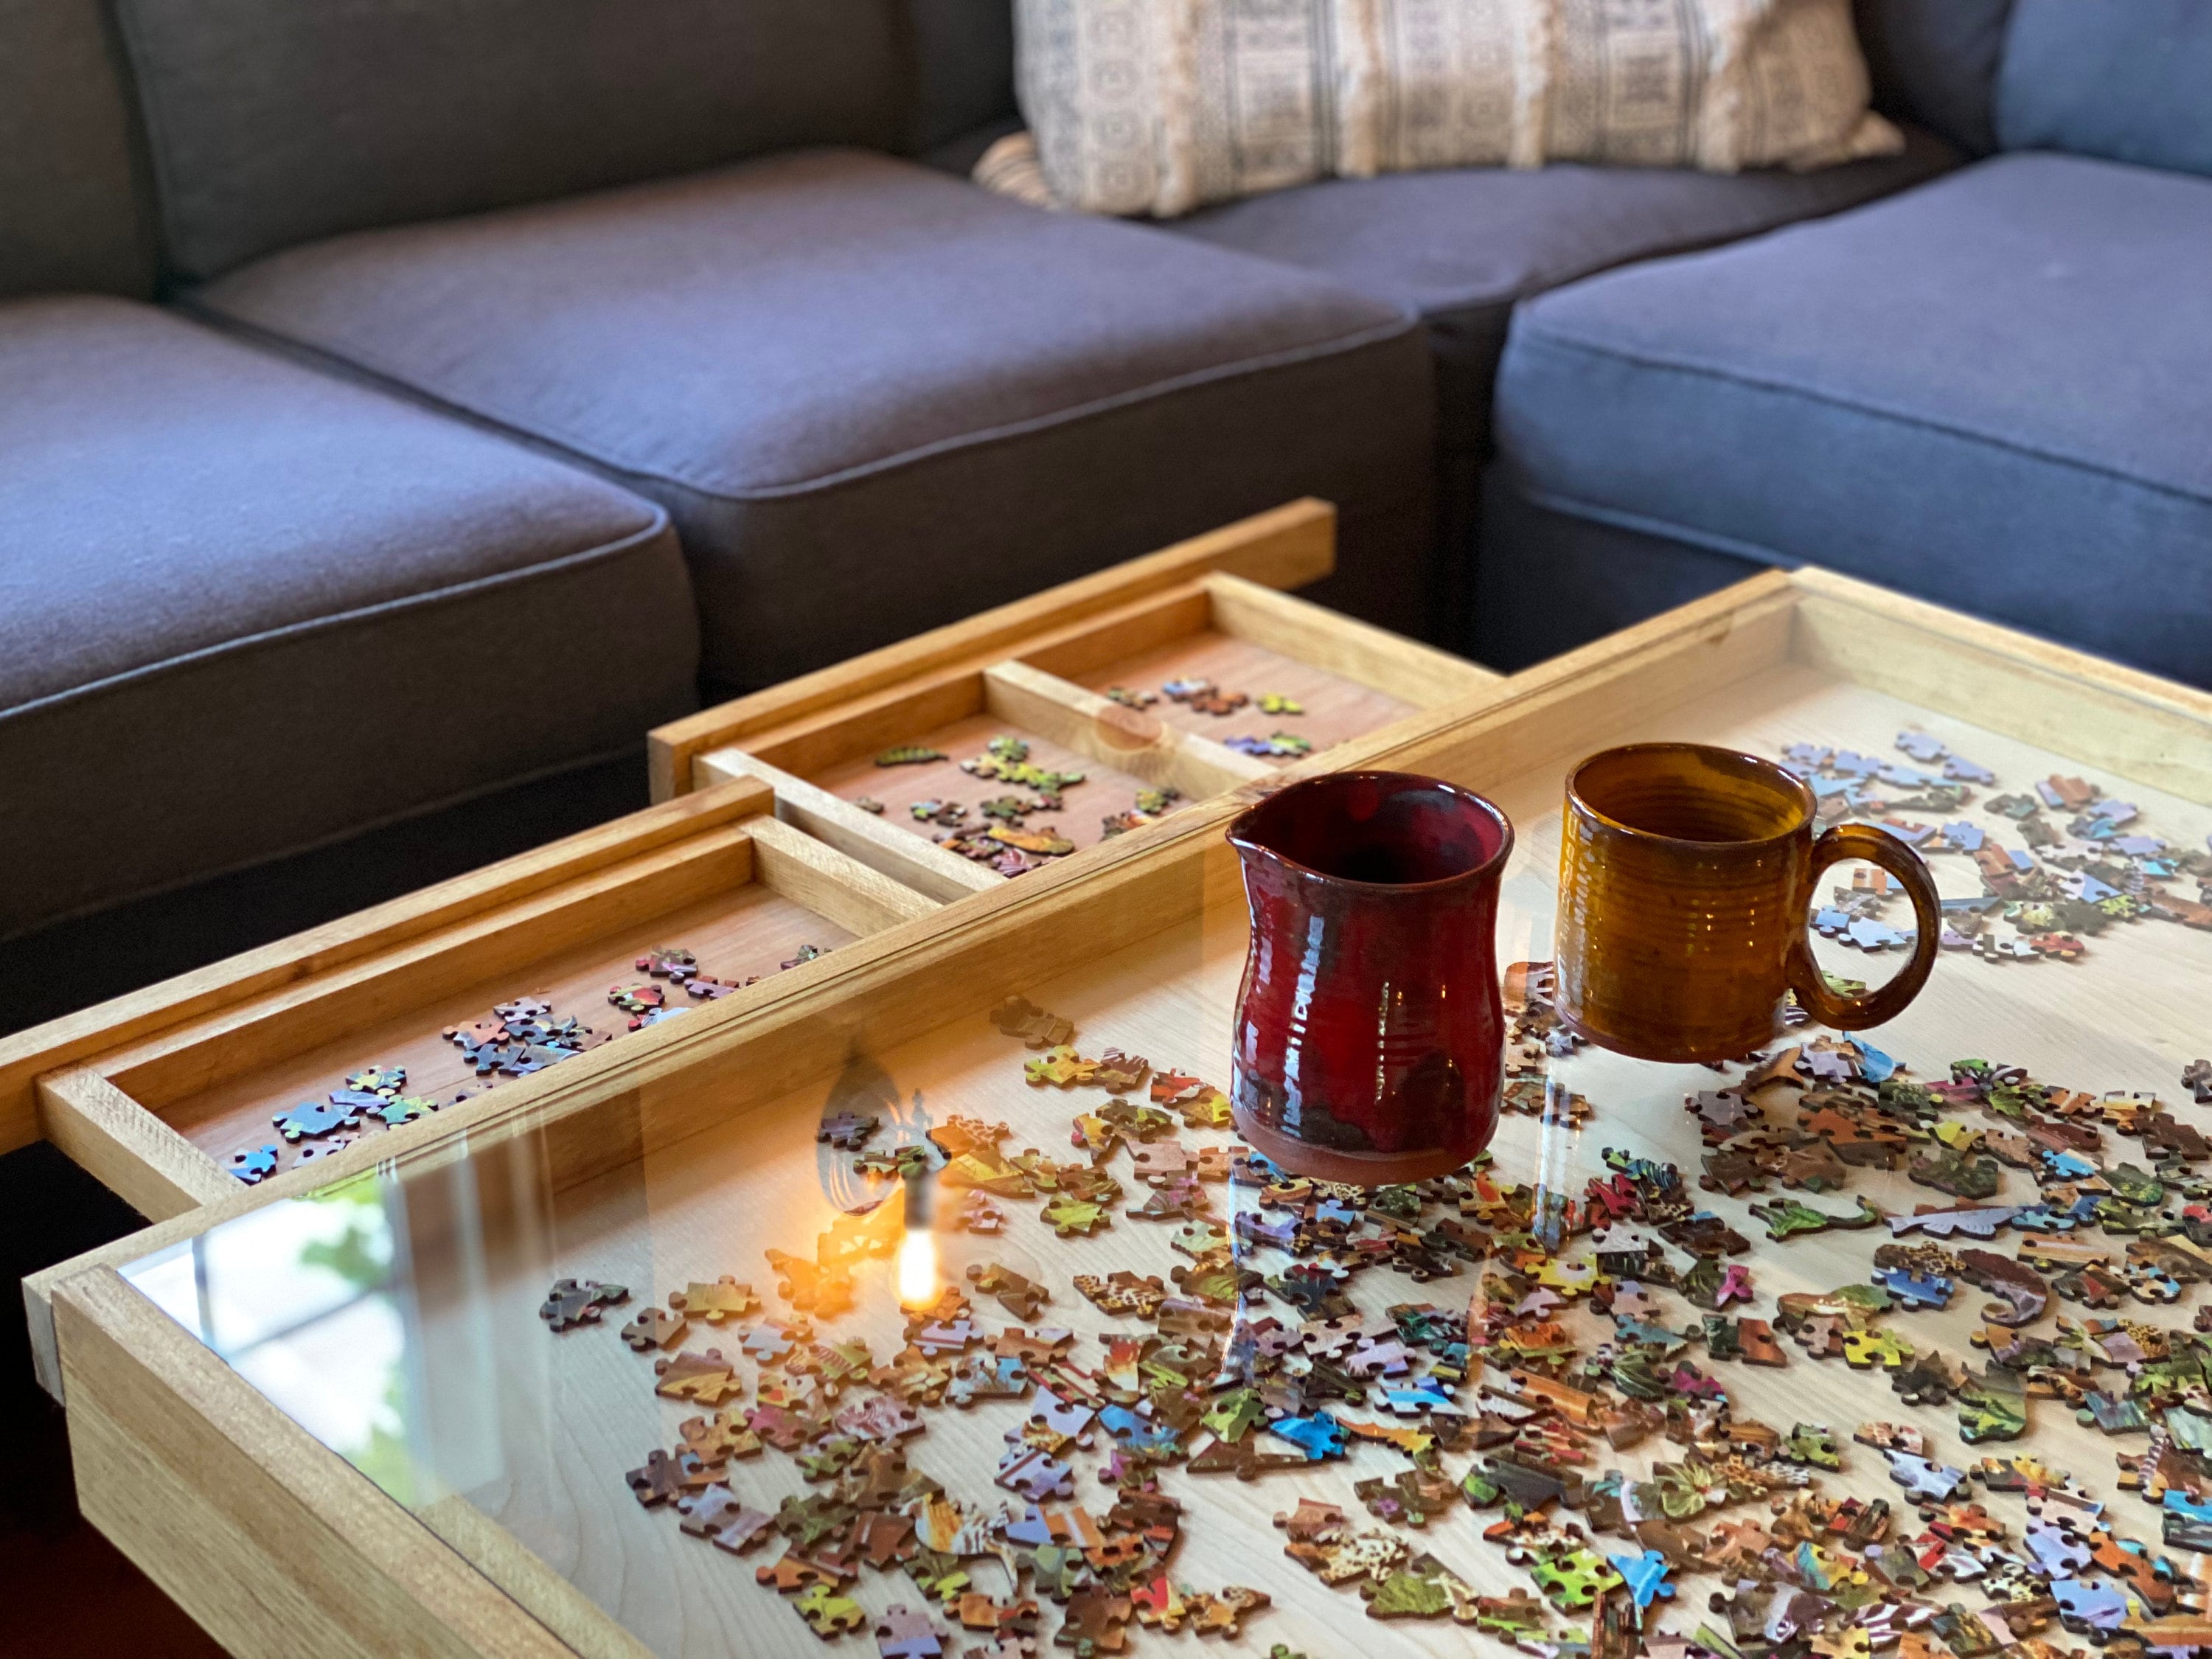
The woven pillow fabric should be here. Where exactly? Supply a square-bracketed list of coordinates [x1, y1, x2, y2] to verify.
[1011, 0, 1903, 217]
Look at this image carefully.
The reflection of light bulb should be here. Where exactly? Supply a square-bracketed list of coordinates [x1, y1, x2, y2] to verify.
[896, 1226, 939, 1310]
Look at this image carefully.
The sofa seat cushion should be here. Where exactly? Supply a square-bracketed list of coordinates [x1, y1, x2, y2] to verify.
[1494, 153, 2212, 688]
[0, 297, 695, 936]
[1164, 127, 1958, 456]
[189, 148, 1438, 686]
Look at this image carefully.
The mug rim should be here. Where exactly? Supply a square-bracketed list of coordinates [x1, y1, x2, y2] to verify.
[1227, 769, 1516, 893]
[1568, 742, 1815, 852]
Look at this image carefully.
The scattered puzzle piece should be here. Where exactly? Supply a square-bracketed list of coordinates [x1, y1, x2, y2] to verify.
[793, 1583, 869, 1638]
[540, 1278, 627, 1331]
[877, 1604, 945, 1659]
[655, 1349, 742, 1404]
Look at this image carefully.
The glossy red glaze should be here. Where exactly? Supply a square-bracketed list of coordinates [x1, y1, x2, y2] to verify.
[1227, 771, 1513, 1185]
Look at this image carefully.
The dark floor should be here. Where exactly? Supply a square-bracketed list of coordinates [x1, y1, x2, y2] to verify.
[0, 751, 650, 1657]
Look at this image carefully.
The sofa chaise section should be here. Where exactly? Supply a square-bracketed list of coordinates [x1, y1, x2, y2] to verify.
[1478, 0, 2212, 681]
[1483, 152, 2212, 686]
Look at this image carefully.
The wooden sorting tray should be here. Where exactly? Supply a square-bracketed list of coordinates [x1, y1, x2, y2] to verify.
[3, 498, 1499, 1388]
[0, 778, 935, 1248]
[650, 500, 1500, 902]
[29, 566, 2212, 1659]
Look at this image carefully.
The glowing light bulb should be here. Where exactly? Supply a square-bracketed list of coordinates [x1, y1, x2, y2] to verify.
[895, 1225, 939, 1310]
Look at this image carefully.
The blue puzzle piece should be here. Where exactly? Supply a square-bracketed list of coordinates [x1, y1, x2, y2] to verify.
[1096, 1405, 1179, 1457]
[2165, 1490, 2212, 1527]
[229, 1144, 279, 1183]
[1847, 1037, 1898, 1082]
[1607, 1549, 1677, 1613]
[272, 1100, 358, 1142]
[2051, 1579, 2132, 1634]
[1267, 1413, 1349, 1461]
[2011, 1196, 2095, 1233]
[1877, 762, 1944, 790]
[1378, 1385, 1457, 1416]
[1874, 1267, 1952, 1310]
[1846, 917, 1913, 950]
[1895, 732, 1946, 762]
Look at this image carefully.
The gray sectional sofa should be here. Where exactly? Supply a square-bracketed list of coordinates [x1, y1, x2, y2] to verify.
[4, 0, 2205, 949]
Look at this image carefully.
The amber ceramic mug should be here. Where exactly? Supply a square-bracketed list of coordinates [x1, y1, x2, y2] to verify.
[1555, 742, 1941, 1063]
[1229, 771, 1514, 1186]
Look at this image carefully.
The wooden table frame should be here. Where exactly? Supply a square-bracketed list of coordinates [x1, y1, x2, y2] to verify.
[30, 563, 2212, 1659]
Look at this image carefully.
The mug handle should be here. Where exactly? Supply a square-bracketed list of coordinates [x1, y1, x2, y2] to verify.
[1787, 823, 1943, 1032]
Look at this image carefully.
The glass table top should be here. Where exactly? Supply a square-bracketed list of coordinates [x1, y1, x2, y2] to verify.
[125, 658, 2212, 1658]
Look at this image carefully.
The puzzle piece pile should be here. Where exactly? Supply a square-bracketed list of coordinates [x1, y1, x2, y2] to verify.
[238, 1057, 470, 1185]
[538, 930, 2212, 1659]
[877, 717, 1299, 867]
[861, 668, 1332, 863]
[1778, 731, 2212, 965]
[231, 939, 830, 1185]
[908, 736, 1089, 877]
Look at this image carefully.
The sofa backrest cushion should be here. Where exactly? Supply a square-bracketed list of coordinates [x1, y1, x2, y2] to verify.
[1996, 0, 2212, 177]
[0, 0, 155, 299]
[118, 0, 908, 282]
[1851, 0, 2012, 156]
[908, 0, 1016, 152]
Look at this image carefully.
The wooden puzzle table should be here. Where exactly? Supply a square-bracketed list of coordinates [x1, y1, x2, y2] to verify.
[31, 563, 2212, 1659]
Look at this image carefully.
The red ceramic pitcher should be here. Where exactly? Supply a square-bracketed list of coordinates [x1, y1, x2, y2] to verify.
[1228, 771, 1514, 1185]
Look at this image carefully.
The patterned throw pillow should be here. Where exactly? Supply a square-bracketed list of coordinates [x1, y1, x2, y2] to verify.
[1004, 0, 1903, 217]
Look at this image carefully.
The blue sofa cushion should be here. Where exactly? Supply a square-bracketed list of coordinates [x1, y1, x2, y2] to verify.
[1997, 0, 2212, 178]
[0, 297, 696, 936]
[0, 0, 154, 299]
[1168, 130, 1958, 459]
[192, 149, 1436, 687]
[1853, 0, 2013, 156]
[1495, 153, 2212, 689]
[116, 0, 907, 281]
